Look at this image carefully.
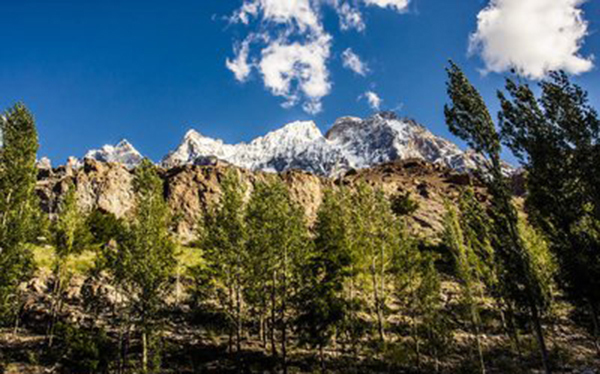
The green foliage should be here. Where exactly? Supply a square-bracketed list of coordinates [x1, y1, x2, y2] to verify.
[112, 160, 177, 309]
[518, 216, 557, 311]
[350, 183, 403, 343]
[51, 181, 90, 260]
[51, 322, 117, 374]
[198, 169, 249, 351]
[499, 71, 600, 332]
[0, 103, 39, 324]
[106, 159, 177, 373]
[390, 192, 420, 217]
[86, 208, 126, 246]
[444, 61, 500, 158]
[445, 62, 552, 373]
[295, 188, 352, 353]
[245, 178, 310, 360]
[443, 201, 486, 373]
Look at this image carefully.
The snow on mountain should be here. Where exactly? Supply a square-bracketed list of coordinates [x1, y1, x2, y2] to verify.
[84, 139, 144, 169]
[162, 112, 495, 176]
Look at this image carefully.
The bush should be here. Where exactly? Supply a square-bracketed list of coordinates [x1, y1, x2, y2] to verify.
[51, 322, 117, 374]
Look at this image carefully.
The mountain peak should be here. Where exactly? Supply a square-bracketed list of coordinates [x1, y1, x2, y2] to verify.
[84, 140, 144, 169]
[184, 129, 203, 140]
[271, 120, 323, 140]
[115, 139, 134, 149]
[374, 111, 399, 120]
[161, 114, 493, 175]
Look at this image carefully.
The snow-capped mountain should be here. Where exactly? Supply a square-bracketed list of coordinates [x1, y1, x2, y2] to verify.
[161, 112, 492, 175]
[84, 139, 144, 169]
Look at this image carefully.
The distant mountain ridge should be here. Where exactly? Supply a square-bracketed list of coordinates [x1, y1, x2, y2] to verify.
[160, 112, 491, 175]
[76, 112, 498, 175]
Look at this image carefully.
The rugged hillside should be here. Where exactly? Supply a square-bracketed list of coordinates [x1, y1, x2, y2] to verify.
[36, 157, 483, 242]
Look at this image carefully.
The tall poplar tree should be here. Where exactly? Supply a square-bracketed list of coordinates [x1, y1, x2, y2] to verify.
[48, 181, 89, 345]
[200, 169, 248, 354]
[295, 188, 352, 370]
[443, 203, 486, 374]
[444, 62, 552, 374]
[245, 179, 309, 373]
[499, 72, 600, 347]
[109, 159, 177, 373]
[350, 183, 401, 345]
[0, 103, 39, 324]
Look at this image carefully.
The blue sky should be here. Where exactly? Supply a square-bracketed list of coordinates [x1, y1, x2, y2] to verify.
[0, 0, 598, 164]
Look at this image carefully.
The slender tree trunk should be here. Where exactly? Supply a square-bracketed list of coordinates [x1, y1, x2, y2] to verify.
[319, 344, 325, 374]
[281, 250, 288, 374]
[236, 282, 242, 354]
[505, 303, 523, 360]
[270, 271, 277, 357]
[142, 329, 148, 374]
[13, 303, 20, 336]
[530, 302, 551, 374]
[118, 319, 124, 374]
[371, 261, 385, 343]
[470, 307, 486, 374]
[259, 312, 266, 349]
[411, 289, 420, 369]
[349, 268, 356, 356]
[48, 261, 63, 348]
[589, 301, 600, 356]
[228, 283, 234, 354]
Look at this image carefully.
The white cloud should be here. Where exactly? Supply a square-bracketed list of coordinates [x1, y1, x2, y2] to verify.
[363, 91, 382, 110]
[337, 3, 365, 31]
[233, 0, 322, 33]
[342, 48, 369, 76]
[259, 35, 332, 114]
[226, 39, 252, 82]
[363, 0, 410, 12]
[227, 0, 408, 113]
[470, 0, 594, 79]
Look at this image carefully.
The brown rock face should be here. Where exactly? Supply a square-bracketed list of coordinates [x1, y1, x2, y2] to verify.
[36, 158, 487, 243]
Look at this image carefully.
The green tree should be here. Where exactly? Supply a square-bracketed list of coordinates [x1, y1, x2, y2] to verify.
[48, 181, 90, 345]
[108, 159, 177, 373]
[415, 254, 449, 373]
[245, 179, 309, 373]
[295, 188, 352, 371]
[0, 103, 39, 325]
[445, 62, 552, 373]
[499, 72, 600, 348]
[200, 169, 248, 355]
[350, 183, 401, 345]
[443, 202, 486, 374]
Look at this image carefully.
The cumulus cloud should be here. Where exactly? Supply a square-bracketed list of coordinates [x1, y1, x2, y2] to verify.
[227, 0, 409, 114]
[363, 91, 382, 110]
[337, 3, 365, 31]
[226, 39, 252, 82]
[259, 35, 332, 114]
[233, 0, 321, 33]
[342, 48, 369, 76]
[470, 0, 594, 79]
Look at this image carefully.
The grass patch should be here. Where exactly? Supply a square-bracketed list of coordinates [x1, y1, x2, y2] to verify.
[31, 245, 96, 275]
[32, 244, 203, 277]
[176, 246, 205, 275]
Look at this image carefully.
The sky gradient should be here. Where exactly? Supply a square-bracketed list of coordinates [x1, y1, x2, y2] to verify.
[0, 0, 598, 164]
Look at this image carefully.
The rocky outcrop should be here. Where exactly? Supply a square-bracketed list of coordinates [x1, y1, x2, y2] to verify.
[36, 159, 134, 219]
[36, 158, 487, 243]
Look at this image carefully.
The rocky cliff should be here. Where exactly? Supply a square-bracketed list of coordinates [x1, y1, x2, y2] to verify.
[36, 158, 485, 243]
